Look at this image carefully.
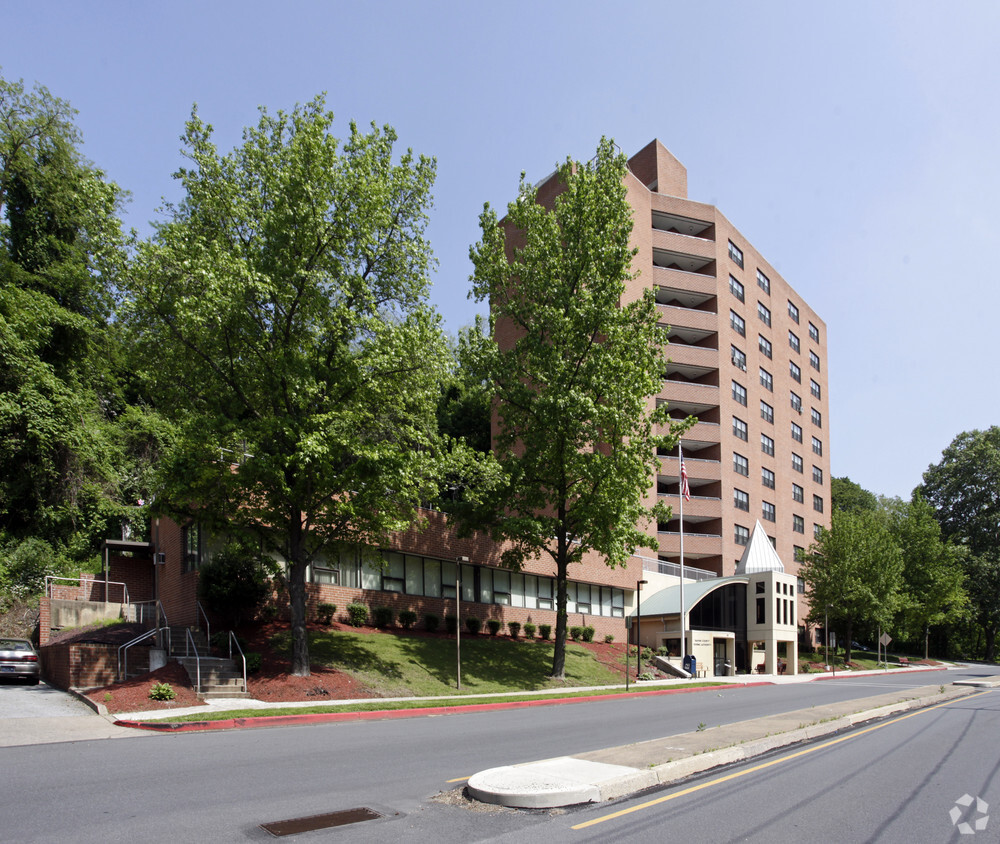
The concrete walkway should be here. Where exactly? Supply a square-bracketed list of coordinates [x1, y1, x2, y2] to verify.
[467, 677, 998, 808]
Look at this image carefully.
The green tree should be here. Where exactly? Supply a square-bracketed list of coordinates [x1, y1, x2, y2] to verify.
[921, 428, 1000, 659]
[0, 72, 138, 559]
[126, 98, 450, 675]
[800, 508, 903, 663]
[461, 138, 687, 679]
[831, 476, 879, 514]
[886, 493, 966, 658]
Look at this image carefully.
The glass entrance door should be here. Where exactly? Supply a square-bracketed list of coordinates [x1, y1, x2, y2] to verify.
[713, 639, 728, 676]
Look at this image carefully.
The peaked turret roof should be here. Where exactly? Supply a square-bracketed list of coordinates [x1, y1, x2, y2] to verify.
[734, 521, 785, 575]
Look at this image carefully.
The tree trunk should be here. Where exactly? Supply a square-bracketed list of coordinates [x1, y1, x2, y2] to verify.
[551, 561, 568, 679]
[287, 513, 311, 677]
[844, 620, 853, 664]
[985, 625, 997, 663]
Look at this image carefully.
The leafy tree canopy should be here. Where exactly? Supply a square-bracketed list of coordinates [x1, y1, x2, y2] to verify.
[831, 476, 879, 514]
[126, 97, 452, 674]
[461, 138, 689, 678]
[800, 507, 903, 662]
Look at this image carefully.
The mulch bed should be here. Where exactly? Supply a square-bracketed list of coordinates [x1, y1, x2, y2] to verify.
[86, 661, 205, 714]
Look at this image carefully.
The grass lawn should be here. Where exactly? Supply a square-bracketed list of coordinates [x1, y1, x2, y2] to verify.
[269, 629, 627, 697]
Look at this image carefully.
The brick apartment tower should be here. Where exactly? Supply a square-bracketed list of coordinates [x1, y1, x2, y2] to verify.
[622, 140, 831, 582]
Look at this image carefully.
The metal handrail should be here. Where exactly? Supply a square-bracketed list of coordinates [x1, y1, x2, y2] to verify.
[185, 628, 202, 694]
[46, 575, 129, 604]
[197, 601, 211, 653]
[117, 626, 170, 682]
[228, 631, 247, 693]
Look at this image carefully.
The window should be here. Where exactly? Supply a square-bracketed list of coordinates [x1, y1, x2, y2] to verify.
[788, 300, 800, 323]
[812, 436, 823, 456]
[729, 275, 745, 302]
[729, 240, 744, 268]
[811, 379, 821, 399]
[757, 301, 771, 327]
[757, 269, 770, 294]
[790, 361, 801, 383]
[794, 552, 805, 569]
[791, 391, 802, 413]
[731, 345, 747, 371]
[810, 350, 821, 371]
[809, 321, 819, 343]
[758, 335, 772, 359]
[760, 399, 773, 424]
[814, 494, 824, 513]
[811, 407, 822, 427]
[813, 465, 823, 484]
[788, 330, 800, 353]
[760, 367, 773, 391]
[183, 523, 202, 573]
[734, 488, 750, 511]
[756, 596, 765, 624]
[762, 467, 775, 489]
[735, 524, 750, 545]
[761, 433, 774, 456]
[734, 452, 749, 476]
[762, 501, 775, 522]
[792, 483, 804, 503]
[814, 523, 823, 539]
[732, 380, 747, 406]
[793, 515, 805, 534]
[730, 310, 746, 337]
[792, 452, 803, 473]
[733, 416, 748, 441]
[791, 421, 803, 443]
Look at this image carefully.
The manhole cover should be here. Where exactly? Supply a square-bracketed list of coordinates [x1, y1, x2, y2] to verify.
[261, 807, 383, 836]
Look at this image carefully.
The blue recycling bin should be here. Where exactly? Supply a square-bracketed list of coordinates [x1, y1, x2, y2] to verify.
[683, 654, 696, 675]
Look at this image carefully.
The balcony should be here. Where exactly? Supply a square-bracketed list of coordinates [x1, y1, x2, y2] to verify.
[664, 343, 719, 371]
[656, 531, 723, 559]
[651, 210, 714, 241]
[663, 324, 718, 350]
[658, 454, 721, 483]
[656, 491, 722, 520]
[652, 248, 716, 279]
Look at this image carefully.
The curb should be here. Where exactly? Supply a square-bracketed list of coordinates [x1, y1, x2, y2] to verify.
[468, 683, 979, 808]
[113, 682, 749, 732]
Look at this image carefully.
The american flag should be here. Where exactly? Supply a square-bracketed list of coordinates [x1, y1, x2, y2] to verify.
[680, 460, 691, 501]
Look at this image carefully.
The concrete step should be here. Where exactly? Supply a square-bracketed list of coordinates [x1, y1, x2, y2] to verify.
[200, 687, 251, 699]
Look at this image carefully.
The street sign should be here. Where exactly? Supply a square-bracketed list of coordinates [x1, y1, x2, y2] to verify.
[879, 633, 892, 647]
[829, 632, 836, 648]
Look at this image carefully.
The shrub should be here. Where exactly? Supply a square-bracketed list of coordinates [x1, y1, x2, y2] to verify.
[245, 652, 262, 674]
[487, 619, 502, 636]
[507, 621, 521, 638]
[317, 602, 336, 625]
[444, 615, 458, 634]
[210, 631, 247, 654]
[569, 626, 583, 641]
[259, 605, 279, 622]
[347, 602, 369, 627]
[424, 613, 440, 632]
[637, 671, 656, 681]
[465, 617, 482, 635]
[148, 682, 176, 701]
[372, 606, 394, 629]
[539, 624, 552, 640]
[523, 622, 536, 639]
[398, 610, 417, 629]
[604, 634, 615, 644]
[582, 625, 595, 643]
[197, 538, 278, 629]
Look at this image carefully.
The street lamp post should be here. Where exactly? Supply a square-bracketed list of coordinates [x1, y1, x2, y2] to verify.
[636, 579, 648, 682]
[456, 556, 468, 690]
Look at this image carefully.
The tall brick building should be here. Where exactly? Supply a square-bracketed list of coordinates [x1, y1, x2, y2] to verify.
[623, 140, 831, 583]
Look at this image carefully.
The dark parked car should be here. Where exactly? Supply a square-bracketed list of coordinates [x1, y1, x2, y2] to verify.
[0, 638, 40, 684]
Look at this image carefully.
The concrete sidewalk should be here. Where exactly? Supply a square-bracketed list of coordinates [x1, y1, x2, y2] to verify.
[466, 680, 995, 808]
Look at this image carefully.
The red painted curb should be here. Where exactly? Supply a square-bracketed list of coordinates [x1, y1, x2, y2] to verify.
[114, 682, 750, 733]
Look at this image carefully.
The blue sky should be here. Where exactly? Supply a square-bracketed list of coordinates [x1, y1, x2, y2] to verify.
[6, 1, 998, 500]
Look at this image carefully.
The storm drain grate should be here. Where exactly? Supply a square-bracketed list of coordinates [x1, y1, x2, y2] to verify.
[260, 807, 383, 836]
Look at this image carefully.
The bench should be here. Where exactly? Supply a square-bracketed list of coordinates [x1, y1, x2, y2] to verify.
[898, 657, 909, 667]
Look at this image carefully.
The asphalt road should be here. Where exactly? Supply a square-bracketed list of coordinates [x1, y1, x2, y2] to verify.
[1, 664, 997, 843]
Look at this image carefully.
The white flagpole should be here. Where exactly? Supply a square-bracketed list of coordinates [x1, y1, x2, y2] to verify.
[679, 441, 686, 662]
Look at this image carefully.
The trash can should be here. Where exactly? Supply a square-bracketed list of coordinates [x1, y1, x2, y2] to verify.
[683, 654, 696, 675]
